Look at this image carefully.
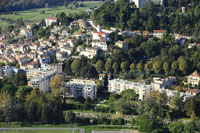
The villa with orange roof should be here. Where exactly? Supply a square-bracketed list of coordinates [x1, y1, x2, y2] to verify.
[153, 30, 165, 39]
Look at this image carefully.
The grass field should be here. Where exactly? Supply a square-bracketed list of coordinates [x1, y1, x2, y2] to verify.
[0, 1, 103, 31]
[0, 129, 79, 133]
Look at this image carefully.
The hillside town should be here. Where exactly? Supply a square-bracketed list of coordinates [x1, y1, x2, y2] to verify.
[0, 0, 200, 132]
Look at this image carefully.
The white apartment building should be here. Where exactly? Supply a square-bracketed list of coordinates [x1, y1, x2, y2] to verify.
[108, 79, 152, 100]
[28, 71, 56, 92]
[131, 0, 164, 8]
[66, 79, 97, 100]
[46, 17, 57, 26]
[92, 40, 108, 51]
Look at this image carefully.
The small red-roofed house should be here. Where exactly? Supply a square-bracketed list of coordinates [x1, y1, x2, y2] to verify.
[46, 17, 57, 26]
[153, 30, 165, 39]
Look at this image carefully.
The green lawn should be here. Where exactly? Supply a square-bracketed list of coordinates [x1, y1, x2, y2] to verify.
[1, 129, 79, 133]
[1, 2, 103, 22]
[0, 1, 103, 31]
[0, 21, 9, 31]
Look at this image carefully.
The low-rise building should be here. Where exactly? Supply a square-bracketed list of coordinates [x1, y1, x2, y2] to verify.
[20, 27, 33, 39]
[92, 40, 108, 51]
[93, 32, 109, 41]
[115, 41, 128, 50]
[187, 71, 200, 87]
[185, 89, 200, 96]
[66, 79, 97, 100]
[80, 47, 98, 59]
[46, 17, 57, 26]
[151, 77, 176, 90]
[153, 30, 165, 39]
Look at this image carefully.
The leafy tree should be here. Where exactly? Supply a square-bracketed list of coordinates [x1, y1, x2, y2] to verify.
[50, 74, 63, 94]
[130, 117, 136, 126]
[153, 61, 162, 74]
[170, 93, 183, 118]
[163, 62, 170, 75]
[191, 111, 196, 122]
[136, 115, 155, 133]
[3, 96, 16, 123]
[105, 60, 112, 73]
[71, 59, 81, 74]
[130, 63, 135, 72]
[96, 60, 104, 73]
[112, 62, 119, 75]
[16, 18, 24, 28]
[179, 59, 188, 74]
[64, 60, 73, 76]
[16, 86, 32, 103]
[171, 61, 178, 73]
[144, 62, 152, 75]
[120, 61, 129, 72]
[168, 122, 184, 133]
[65, 111, 76, 124]
[184, 98, 196, 117]
[184, 122, 196, 133]
[136, 63, 143, 73]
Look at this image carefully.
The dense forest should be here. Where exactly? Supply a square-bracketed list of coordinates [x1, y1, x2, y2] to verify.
[0, 0, 101, 12]
[91, 0, 200, 36]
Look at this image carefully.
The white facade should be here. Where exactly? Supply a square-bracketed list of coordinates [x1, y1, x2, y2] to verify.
[151, 77, 176, 90]
[80, 47, 98, 59]
[28, 71, 56, 92]
[153, 30, 165, 39]
[108, 79, 152, 100]
[131, 0, 164, 8]
[46, 17, 57, 26]
[20, 29, 33, 39]
[93, 32, 109, 41]
[66, 79, 97, 100]
[92, 40, 108, 51]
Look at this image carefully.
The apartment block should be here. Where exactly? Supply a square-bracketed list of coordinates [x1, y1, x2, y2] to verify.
[108, 79, 152, 100]
[66, 79, 97, 100]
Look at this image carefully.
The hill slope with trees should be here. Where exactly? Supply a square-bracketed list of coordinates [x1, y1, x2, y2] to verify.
[91, 0, 200, 36]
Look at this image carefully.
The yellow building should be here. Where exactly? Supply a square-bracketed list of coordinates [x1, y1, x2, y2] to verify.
[187, 71, 200, 87]
[115, 41, 128, 50]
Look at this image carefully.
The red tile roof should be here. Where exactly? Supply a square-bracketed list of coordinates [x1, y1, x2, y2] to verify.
[47, 17, 57, 20]
[93, 32, 106, 35]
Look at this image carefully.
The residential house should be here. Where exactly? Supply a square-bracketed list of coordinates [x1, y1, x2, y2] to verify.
[46, 17, 57, 26]
[92, 40, 108, 51]
[187, 71, 200, 87]
[80, 47, 98, 59]
[153, 30, 165, 39]
[185, 89, 200, 96]
[115, 41, 128, 50]
[151, 77, 176, 90]
[20, 27, 33, 39]
[92, 32, 109, 41]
